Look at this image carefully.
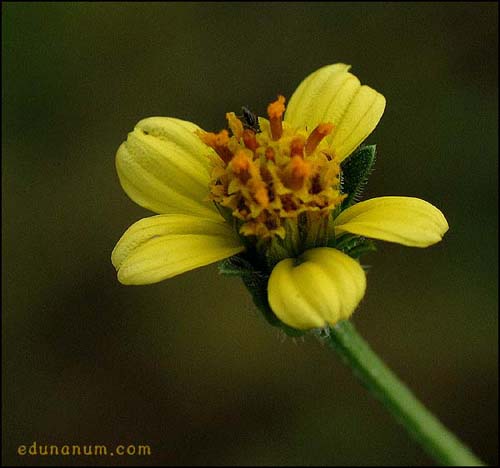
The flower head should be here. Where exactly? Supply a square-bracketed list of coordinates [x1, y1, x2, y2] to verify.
[202, 95, 344, 240]
[112, 64, 448, 332]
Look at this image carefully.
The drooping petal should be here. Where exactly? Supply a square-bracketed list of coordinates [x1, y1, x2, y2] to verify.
[267, 247, 366, 330]
[112, 214, 244, 285]
[334, 196, 449, 247]
[284, 64, 386, 162]
[116, 117, 221, 220]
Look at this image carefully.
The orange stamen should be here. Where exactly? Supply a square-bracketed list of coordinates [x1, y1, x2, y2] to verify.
[267, 95, 286, 140]
[242, 129, 259, 152]
[305, 123, 334, 155]
[199, 129, 233, 164]
[290, 136, 305, 158]
[214, 129, 230, 147]
[265, 147, 275, 161]
[198, 130, 217, 148]
[230, 150, 252, 183]
[286, 156, 311, 190]
[250, 181, 269, 208]
[226, 112, 244, 139]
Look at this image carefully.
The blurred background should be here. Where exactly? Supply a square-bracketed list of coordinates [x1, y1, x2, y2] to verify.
[2, 2, 498, 466]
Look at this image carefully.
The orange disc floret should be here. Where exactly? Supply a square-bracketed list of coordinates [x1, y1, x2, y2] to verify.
[305, 122, 334, 155]
[267, 95, 286, 140]
[215, 129, 230, 147]
[199, 129, 233, 164]
[242, 129, 259, 152]
[249, 180, 270, 208]
[226, 112, 244, 139]
[285, 156, 311, 191]
[265, 147, 275, 161]
[290, 136, 306, 158]
[230, 149, 252, 183]
[198, 130, 217, 148]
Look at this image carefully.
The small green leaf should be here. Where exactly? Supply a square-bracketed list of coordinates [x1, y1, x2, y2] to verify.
[333, 234, 377, 259]
[218, 254, 306, 337]
[340, 145, 376, 208]
[218, 255, 254, 276]
[347, 239, 377, 259]
[330, 233, 358, 251]
[241, 268, 306, 336]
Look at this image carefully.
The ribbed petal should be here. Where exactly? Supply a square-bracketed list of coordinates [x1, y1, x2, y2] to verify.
[112, 214, 244, 285]
[116, 117, 221, 220]
[334, 196, 449, 247]
[285, 64, 386, 162]
[268, 247, 366, 330]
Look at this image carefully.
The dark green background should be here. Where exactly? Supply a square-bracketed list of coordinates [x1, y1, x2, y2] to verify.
[3, 2, 498, 466]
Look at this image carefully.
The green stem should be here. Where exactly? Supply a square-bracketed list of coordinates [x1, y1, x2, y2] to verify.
[325, 321, 485, 466]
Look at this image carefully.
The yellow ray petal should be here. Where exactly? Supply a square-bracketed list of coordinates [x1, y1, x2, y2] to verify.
[334, 196, 449, 247]
[268, 247, 366, 330]
[112, 214, 244, 285]
[116, 117, 221, 220]
[284, 64, 386, 162]
[330, 86, 386, 162]
[285, 63, 352, 129]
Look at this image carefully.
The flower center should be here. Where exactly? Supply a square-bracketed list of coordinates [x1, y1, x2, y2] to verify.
[200, 96, 345, 239]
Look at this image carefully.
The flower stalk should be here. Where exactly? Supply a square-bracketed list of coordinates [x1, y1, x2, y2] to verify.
[323, 321, 485, 466]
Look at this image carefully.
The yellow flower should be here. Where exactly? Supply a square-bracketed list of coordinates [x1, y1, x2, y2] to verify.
[112, 64, 448, 330]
